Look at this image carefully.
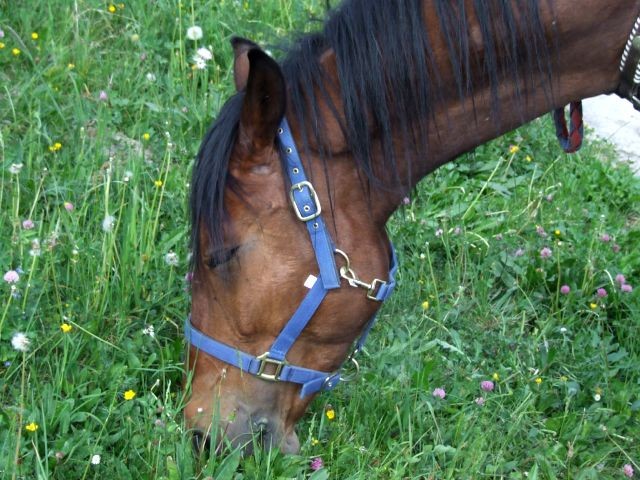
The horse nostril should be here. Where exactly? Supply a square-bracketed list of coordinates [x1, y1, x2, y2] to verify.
[253, 417, 270, 433]
[192, 430, 211, 453]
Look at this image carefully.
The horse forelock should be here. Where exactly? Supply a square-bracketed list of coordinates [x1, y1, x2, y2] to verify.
[190, 93, 243, 269]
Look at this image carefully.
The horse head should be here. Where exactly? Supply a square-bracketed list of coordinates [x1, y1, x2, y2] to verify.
[185, 0, 640, 454]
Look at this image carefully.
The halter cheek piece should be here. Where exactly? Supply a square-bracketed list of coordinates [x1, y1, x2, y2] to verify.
[185, 118, 397, 398]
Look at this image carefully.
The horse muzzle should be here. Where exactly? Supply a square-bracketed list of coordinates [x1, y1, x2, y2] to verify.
[192, 412, 300, 455]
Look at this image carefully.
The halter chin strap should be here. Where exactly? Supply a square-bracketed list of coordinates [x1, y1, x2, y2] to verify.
[185, 118, 398, 398]
[617, 22, 640, 111]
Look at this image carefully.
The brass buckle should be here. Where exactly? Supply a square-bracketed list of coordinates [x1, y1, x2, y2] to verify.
[256, 352, 286, 382]
[289, 181, 322, 221]
[366, 278, 386, 301]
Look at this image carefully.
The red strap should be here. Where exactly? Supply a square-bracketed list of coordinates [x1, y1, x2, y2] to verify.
[552, 101, 584, 153]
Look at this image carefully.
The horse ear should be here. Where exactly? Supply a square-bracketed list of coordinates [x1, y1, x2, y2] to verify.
[237, 48, 286, 151]
[231, 37, 260, 92]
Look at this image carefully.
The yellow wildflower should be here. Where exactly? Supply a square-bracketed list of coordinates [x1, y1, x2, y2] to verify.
[60, 323, 72, 333]
[590, 302, 598, 310]
[142, 132, 150, 141]
[526, 155, 532, 162]
[67, 63, 75, 69]
[325, 409, 335, 420]
[108, 4, 116, 13]
[535, 377, 542, 385]
[12, 48, 21, 56]
[492, 372, 500, 381]
[421, 300, 429, 310]
[154, 179, 163, 188]
[560, 375, 568, 382]
[0, 42, 5, 49]
[509, 145, 520, 154]
[311, 438, 319, 446]
[48, 142, 62, 152]
[31, 32, 39, 40]
[554, 229, 561, 237]
[123, 389, 136, 400]
[25, 422, 39, 432]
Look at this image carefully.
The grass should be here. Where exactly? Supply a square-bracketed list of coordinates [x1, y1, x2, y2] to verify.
[1, 0, 639, 478]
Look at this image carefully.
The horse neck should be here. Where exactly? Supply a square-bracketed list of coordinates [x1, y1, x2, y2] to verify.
[305, 0, 639, 227]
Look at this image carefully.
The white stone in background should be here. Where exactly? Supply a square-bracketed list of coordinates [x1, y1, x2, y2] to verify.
[583, 95, 640, 174]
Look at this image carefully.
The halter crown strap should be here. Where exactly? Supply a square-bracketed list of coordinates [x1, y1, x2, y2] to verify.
[279, 119, 341, 289]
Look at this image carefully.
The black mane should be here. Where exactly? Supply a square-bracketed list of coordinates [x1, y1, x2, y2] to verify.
[191, 0, 552, 266]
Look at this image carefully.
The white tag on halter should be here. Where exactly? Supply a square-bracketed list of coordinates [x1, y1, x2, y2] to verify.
[304, 275, 317, 289]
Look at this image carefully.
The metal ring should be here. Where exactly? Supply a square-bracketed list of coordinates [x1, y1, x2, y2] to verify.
[334, 249, 351, 270]
[303, 205, 311, 212]
[286, 147, 292, 154]
[277, 128, 283, 135]
[339, 357, 360, 382]
[292, 167, 299, 174]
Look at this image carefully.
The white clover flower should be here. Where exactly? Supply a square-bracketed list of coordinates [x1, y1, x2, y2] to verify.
[193, 56, 207, 70]
[186, 25, 203, 41]
[164, 251, 179, 266]
[29, 239, 42, 257]
[9, 163, 23, 174]
[90, 454, 101, 465]
[123, 170, 133, 182]
[11, 332, 31, 352]
[196, 47, 213, 61]
[142, 325, 155, 338]
[102, 215, 115, 232]
[146, 72, 156, 82]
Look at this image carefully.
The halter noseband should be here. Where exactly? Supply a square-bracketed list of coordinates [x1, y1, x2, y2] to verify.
[185, 118, 397, 398]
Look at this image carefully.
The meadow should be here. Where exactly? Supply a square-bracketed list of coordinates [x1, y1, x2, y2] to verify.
[1, 1, 639, 478]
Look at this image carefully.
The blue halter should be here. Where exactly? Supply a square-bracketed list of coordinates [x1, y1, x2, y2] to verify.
[184, 118, 397, 398]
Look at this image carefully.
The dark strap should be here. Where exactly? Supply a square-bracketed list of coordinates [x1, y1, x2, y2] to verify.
[618, 36, 640, 111]
[553, 101, 583, 153]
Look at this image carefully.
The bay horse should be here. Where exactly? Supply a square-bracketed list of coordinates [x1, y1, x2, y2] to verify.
[186, 0, 640, 454]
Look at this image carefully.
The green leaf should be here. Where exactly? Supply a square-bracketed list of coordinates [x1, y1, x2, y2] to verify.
[309, 469, 330, 480]
[166, 456, 179, 480]
[213, 448, 242, 480]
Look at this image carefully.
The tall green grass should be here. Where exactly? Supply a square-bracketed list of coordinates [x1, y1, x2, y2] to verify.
[1, 1, 639, 478]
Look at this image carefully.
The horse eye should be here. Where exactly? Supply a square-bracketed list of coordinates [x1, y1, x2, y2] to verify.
[206, 246, 240, 269]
